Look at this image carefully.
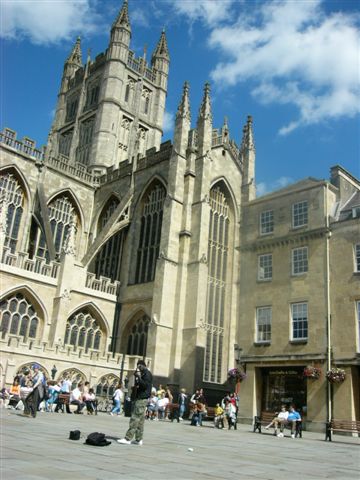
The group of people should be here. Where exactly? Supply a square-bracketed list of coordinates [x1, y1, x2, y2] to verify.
[1, 365, 99, 417]
[213, 392, 239, 430]
[145, 384, 184, 421]
[265, 405, 302, 438]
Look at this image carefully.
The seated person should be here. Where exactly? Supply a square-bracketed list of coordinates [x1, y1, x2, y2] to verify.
[214, 403, 225, 429]
[196, 401, 207, 426]
[70, 383, 85, 414]
[45, 381, 60, 412]
[0, 387, 10, 408]
[266, 405, 288, 433]
[285, 405, 301, 438]
[8, 379, 21, 409]
[83, 388, 96, 414]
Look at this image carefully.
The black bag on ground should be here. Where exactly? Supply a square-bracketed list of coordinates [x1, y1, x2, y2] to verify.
[85, 432, 111, 447]
[69, 430, 81, 440]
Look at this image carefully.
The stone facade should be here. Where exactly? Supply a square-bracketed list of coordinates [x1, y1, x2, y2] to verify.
[1, 1, 359, 427]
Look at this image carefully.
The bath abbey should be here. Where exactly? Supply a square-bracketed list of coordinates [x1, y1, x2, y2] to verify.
[1, 1, 359, 430]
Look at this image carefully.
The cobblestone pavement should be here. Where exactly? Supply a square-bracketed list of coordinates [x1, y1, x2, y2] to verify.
[1, 409, 359, 480]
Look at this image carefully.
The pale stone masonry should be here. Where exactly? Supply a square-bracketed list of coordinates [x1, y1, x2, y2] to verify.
[0, 0, 359, 429]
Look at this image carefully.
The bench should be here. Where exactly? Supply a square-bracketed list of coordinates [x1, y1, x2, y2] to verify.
[254, 411, 302, 438]
[325, 419, 360, 441]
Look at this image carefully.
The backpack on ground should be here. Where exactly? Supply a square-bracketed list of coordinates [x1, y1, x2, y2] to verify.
[85, 432, 111, 447]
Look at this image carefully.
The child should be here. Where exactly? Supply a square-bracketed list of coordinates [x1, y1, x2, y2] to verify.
[214, 403, 224, 429]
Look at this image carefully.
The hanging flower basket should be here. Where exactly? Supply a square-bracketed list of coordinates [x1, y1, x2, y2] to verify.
[228, 368, 247, 383]
[326, 368, 346, 383]
[303, 366, 321, 379]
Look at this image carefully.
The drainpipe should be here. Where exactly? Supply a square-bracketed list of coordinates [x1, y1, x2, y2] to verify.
[324, 183, 332, 422]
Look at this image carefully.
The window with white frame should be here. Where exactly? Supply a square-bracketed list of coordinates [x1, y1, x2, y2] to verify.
[292, 246, 308, 275]
[355, 244, 360, 272]
[292, 201, 308, 228]
[256, 306, 272, 343]
[291, 302, 308, 340]
[260, 210, 274, 235]
[258, 253, 273, 280]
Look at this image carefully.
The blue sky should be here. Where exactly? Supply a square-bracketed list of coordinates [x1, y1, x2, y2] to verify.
[2, 0, 360, 195]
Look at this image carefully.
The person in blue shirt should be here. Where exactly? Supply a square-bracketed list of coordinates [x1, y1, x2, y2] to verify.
[286, 405, 302, 438]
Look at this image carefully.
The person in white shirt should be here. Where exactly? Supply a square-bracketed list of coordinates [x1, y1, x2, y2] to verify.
[157, 393, 169, 420]
[265, 405, 289, 435]
[70, 383, 85, 414]
[23, 363, 45, 418]
[110, 383, 124, 416]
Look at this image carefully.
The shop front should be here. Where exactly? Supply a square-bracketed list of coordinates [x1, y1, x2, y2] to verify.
[261, 367, 307, 417]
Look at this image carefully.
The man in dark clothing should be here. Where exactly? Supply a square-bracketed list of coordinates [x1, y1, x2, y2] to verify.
[117, 360, 152, 446]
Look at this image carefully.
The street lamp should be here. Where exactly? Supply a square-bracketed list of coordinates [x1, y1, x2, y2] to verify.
[234, 344, 243, 365]
[51, 364, 57, 380]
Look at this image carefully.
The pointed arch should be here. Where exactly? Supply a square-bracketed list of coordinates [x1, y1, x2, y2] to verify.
[57, 367, 87, 389]
[132, 174, 167, 214]
[0, 285, 48, 343]
[120, 310, 150, 357]
[47, 187, 85, 231]
[95, 373, 119, 399]
[67, 301, 110, 336]
[210, 176, 239, 221]
[92, 192, 121, 236]
[133, 177, 167, 284]
[16, 362, 50, 379]
[0, 165, 31, 253]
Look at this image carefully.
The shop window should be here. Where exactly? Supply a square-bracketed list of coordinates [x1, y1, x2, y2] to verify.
[292, 201, 308, 228]
[258, 253, 272, 281]
[292, 247, 308, 275]
[256, 307, 272, 343]
[260, 210, 274, 235]
[291, 302, 308, 341]
[261, 367, 307, 415]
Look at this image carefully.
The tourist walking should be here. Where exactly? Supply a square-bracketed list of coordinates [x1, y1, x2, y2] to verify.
[110, 383, 124, 416]
[118, 360, 152, 446]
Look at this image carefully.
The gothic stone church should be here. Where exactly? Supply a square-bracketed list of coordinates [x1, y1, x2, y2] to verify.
[0, 1, 253, 399]
[2, 1, 360, 429]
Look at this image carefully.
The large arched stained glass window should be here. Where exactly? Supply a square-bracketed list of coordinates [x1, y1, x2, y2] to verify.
[64, 310, 103, 353]
[31, 195, 78, 260]
[0, 292, 40, 340]
[0, 172, 25, 253]
[135, 183, 166, 283]
[204, 186, 231, 383]
[126, 315, 150, 357]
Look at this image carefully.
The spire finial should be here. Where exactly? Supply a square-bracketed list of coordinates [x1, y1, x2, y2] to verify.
[113, 0, 131, 31]
[152, 29, 170, 61]
[198, 81, 212, 123]
[241, 115, 255, 153]
[66, 36, 82, 66]
[176, 81, 191, 122]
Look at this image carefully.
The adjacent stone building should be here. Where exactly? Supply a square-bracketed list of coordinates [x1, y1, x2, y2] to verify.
[1, 0, 359, 429]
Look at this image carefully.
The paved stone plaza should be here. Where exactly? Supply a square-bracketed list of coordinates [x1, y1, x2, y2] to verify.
[1, 409, 359, 480]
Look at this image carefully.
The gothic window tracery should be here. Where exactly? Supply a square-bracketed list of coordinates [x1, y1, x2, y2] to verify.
[58, 369, 86, 390]
[141, 87, 151, 115]
[76, 116, 95, 165]
[204, 185, 231, 383]
[126, 315, 150, 357]
[135, 183, 166, 284]
[64, 310, 103, 353]
[0, 292, 40, 341]
[32, 195, 78, 261]
[0, 172, 25, 253]
[91, 197, 125, 282]
[136, 126, 148, 158]
[59, 129, 73, 157]
[95, 374, 119, 399]
[118, 117, 132, 163]
[124, 78, 135, 104]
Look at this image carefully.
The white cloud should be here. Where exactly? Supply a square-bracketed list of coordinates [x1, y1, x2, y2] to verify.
[170, 0, 236, 26]
[1, 0, 101, 44]
[205, 0, 360, 134]
[162, 110, 173, 133]
[256, 176, 293, 196]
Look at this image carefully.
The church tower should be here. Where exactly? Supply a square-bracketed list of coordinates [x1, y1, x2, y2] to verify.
[47, 0, 170, 173]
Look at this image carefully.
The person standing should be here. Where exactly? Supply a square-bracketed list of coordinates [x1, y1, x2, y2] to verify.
[118, 360, 152, 446]
[110, 383, 124, 416]
[23, 364, 45, 418]
[177, 388, 187, 421]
